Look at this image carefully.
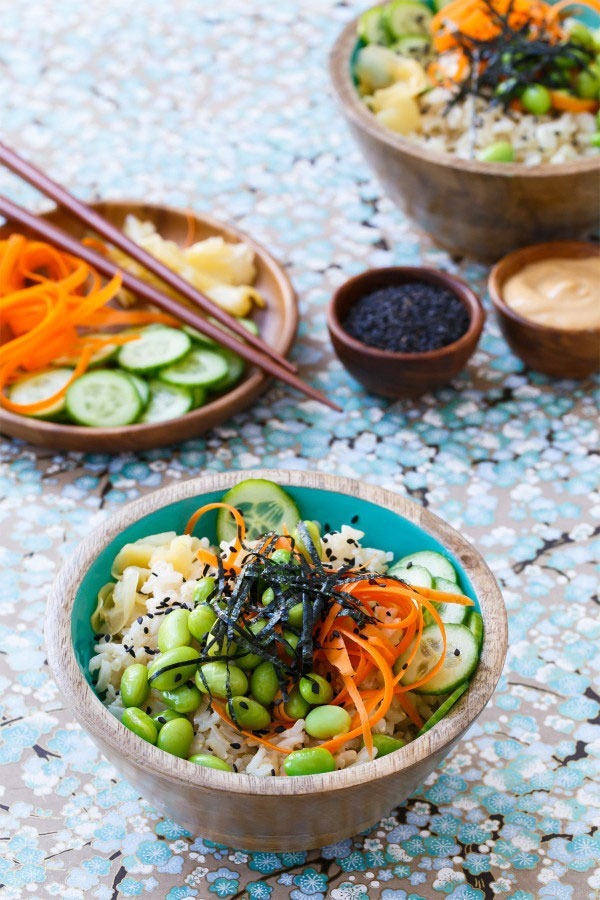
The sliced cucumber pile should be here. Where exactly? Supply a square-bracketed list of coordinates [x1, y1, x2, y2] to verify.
[356, 0, 433, 64]
[389, 549, 476, 629]
[7, 322, 254, 428]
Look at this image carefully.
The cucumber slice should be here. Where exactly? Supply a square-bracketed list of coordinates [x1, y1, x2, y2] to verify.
[390, 550, 458, 583]
[8, 367, 73, 419]
[423, 577, 469, 626]
[190, 386, 207, 409]
[416, 682, 469, 736]
[159, 348, 229, 389]
[465, 610, 484, 649]
[65, 370, 142, 427]
[389, 564, 433, 589]
[138, 380, 194, 424]
[125, 373, 150, 407]
[394, 623, 479, 695]
[390, 33, 432, 62]
[183, 317, 259, 349]
[55, 333, 120, 368]
[383, 0, 433, 38]
[118, 326, 191, 373]
[210, 348, 245, 393]
[216, 479, 301, 543]
[358, 5, 389, 44]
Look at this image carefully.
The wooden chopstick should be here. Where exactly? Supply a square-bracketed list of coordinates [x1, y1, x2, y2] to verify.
[0, 194, 342, 412]
[0, 141, 297, 374]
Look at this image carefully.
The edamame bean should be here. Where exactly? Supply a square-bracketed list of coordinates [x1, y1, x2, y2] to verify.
[121, 707, 158, 744]
[371, 734, 406, 757]
[476, 141, 514, 163]
[227, 696, 272, 731]
[237, 618, 268, 670]
[161, 682, 202, 714]
[283, 686, 311, 720]
[305, 705, 352, 739]
[293, 520, 322, 562]
[281, 630, 300, 657]
[194, 661, 248, 698]
[192, 576, 216, 605]
[299, 673, 333, 706]
[188, 753, 233, 771]
[157, 608, 191, 652]
[152, 709, 185, 731]
[205, 623, 237, 659]
[283, 747, 336, 776]
[270, 548, 293, 566]
[521, 83, 551, 115]
[188, 603, 217, 642]
[590, 132, 600, 147]
[261, 587, 275, 606]
[576, 68, 600, 99]
[566, 19, 594, 48]
[156, 716, 194, 758]
[148, 646, 199, 691]
[287, 602, 304, 629]
[250, 661, 279, 706]
[120, 663, 150, 708]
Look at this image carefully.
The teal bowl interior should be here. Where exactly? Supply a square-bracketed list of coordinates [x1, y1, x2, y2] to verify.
[73, 485, 479, 688]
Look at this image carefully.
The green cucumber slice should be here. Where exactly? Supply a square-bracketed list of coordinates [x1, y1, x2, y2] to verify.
[358, 5, 389, 44]
[190, 386, 207, 409]
[125, 373, 150, 407]
[65, 370, 142, 427]
[216, 479, 301, 543]
[383, 0, 433, 38]
[159, 347, 229, 388]
[55, 334, 120, 368]
[390, 550, 458, 583]
[210, 348, 245, 393]
[138, 380, 194, 424]
[394, 623, 479, 695]
[390, 33, 432, 62]
[416, 682, 469, 736]
[389, 564, 433, 589]
[8, 367, 73, 419]
[465, 610, 484, 649]
[118, 326, 191, 373]
[423, 577, 469, 626]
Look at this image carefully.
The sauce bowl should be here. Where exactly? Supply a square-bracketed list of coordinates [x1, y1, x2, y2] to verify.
[488, 241, 600, 378]
[328, 267, 485, 398]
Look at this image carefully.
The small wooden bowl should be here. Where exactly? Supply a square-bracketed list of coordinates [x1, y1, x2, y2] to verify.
[45, 469, 507, 851]
[328, 267, 484, 398]
[488, 241, 600, 378]
[329, 17, 600, 262]
[0, 201, 297, 452]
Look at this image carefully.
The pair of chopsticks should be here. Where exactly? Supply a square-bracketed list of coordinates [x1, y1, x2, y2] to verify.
[0, 142, 341, 412]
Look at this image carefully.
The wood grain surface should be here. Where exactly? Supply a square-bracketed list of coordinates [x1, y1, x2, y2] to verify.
[45, 470, 508, 851]
[329, 21, 600, 262]
[0, 202, 297, 451]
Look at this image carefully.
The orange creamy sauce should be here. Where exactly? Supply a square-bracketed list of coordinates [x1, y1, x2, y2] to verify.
[503, 257, 600, 331]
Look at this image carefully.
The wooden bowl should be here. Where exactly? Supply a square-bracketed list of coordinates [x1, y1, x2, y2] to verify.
[328, 267, 484, 398]
[0, 201, 297, 451]
[329, 18, 600, 262]
[45, 469, 507, 851]
[488, 241, 600, 378]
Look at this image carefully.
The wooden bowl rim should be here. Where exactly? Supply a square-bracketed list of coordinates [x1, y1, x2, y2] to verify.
[0, 201, 298, 449]
[45, 469, 508, 798]
[329, 17, 600, 177]
[488, 240, 600, 335]
[327, 266, 485, 360]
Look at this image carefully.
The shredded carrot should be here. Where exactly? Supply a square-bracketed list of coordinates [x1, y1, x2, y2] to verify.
[550, 90, 600, 112]
[0, 234, 180, 415]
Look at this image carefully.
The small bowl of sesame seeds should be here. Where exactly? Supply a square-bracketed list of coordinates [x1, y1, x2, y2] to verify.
[327, 266, 485, 399]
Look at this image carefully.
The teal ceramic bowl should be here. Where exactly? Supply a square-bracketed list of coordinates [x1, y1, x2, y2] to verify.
[46, 469, 507, 851]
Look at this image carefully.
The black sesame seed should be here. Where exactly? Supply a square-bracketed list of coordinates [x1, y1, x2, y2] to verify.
[157, 716, 166, 724]
[274, 725, 285, 733]
[230, 742, 241, 749]
[239, 701, 249, 710]
[454, 648, 461, 656]
[351, 515, 359, 524]
[143, 628, 149, 635]
[174, 673, 182, 683]
[137, 616, 143, 624]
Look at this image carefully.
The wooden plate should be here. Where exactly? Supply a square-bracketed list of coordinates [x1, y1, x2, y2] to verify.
[0, 201, 297, 451]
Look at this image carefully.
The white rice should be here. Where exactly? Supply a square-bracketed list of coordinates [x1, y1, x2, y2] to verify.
[408, 86, 598, 164]
[90, 526, 442, 776]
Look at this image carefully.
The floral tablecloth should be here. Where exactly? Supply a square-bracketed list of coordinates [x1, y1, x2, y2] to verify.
[1, 1, 599, 898]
